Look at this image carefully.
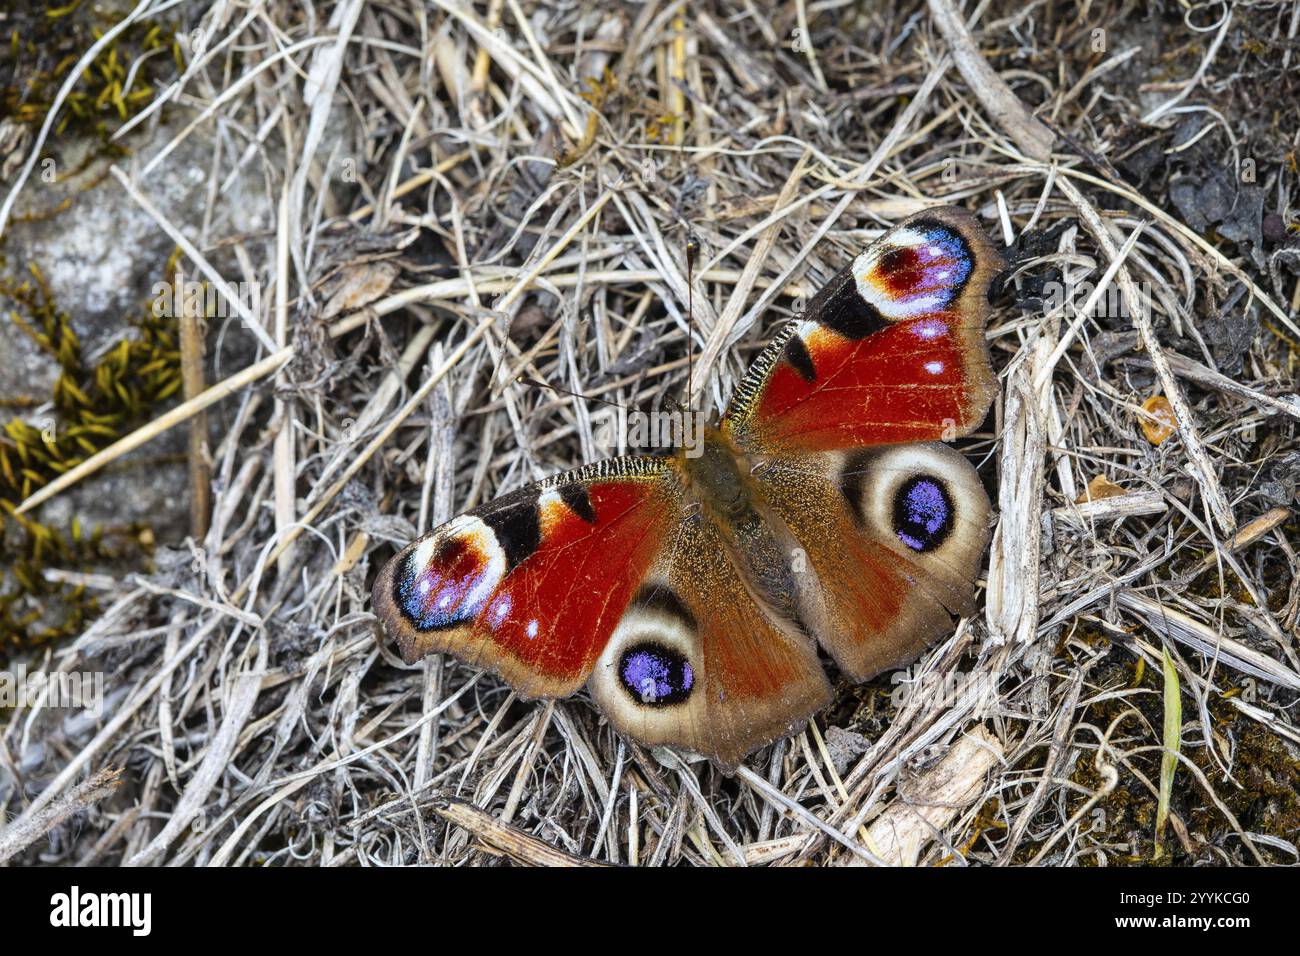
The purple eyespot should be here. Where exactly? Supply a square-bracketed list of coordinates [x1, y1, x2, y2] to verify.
[395, 539, 495, 631]
[618, 643, 694, 706]
[920, 225, 972, 281]
[893, 476, 954, 552]
[880, 223, 973, 309]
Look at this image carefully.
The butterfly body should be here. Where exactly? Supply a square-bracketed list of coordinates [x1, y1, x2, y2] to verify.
[373, 206, 1005, 770]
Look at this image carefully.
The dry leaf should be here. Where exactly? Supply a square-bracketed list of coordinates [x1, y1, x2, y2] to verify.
[320, 260, 400, 320]
[1140, 394, 1178, 445]
[1075, 474, 1127, 503]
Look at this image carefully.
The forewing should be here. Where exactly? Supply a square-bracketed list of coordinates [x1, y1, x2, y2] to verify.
[723, 206, 1003, 453]
[372, 457, 678, 699]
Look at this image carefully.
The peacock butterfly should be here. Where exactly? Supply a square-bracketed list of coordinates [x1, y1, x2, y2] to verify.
[371, 206, 1003, 770]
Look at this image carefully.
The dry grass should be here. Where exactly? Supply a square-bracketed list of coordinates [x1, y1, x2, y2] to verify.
[2, 0, 1299, 867]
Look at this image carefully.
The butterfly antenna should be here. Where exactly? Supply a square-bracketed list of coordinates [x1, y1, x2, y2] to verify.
[518, 375, 627, 411]
[685, 232, 699, 411]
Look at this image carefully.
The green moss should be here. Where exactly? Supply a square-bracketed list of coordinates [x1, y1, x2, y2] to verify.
[0, 4, 189, 654]
[1192, 692, 1300, 843]
[0, 251, 188, 652]
[1041, 644, 1300, 865]
[0, 2, 178, 144]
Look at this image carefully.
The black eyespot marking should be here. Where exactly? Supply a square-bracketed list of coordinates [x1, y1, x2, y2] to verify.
[559, 484, 597, 524]
[783, 333, 817, 382]
[893, 475, 955, 553]
[618, 642, 695, 706]
[808, 266, 889, 340]
[480, 497, 541, 569]
[631, 585, 696, 630]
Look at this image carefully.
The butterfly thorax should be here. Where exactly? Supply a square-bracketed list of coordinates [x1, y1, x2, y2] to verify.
[678, 427, 803, 621]
[678, 426, 752, 519]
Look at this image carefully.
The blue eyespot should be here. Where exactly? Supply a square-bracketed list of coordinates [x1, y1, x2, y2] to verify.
[893, 476, 954, 553]
[396, 539, 494, 631]
[619, 643, 694, 706]
[920, 224, 973, 283]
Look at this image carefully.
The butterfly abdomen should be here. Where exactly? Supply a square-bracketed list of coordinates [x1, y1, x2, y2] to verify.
[679, 430, 811, 631]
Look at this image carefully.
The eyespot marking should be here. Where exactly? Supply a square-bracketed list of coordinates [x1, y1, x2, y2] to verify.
[893, 475, 955, 553]
[854, 221, 975, 319]
[618, 642, 695, 706]
[394, 522, 506, 630]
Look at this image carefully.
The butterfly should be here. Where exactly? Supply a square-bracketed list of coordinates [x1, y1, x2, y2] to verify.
[372, 206, 1003, 771]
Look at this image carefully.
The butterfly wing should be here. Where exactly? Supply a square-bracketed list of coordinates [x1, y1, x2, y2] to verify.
[586, 510, 832, 771]
[373, 453, 832, 769]
[372, 457, 678, 699]
[373, 205, 1003, 770]
[722, 206, 1003, 453]
[754, 443, 991, 680]
[724, 206, 1002, 682]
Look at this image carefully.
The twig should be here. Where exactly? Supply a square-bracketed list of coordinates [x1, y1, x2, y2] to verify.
[927, 0, 1055, 161]
[0, 767, 123, 864]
